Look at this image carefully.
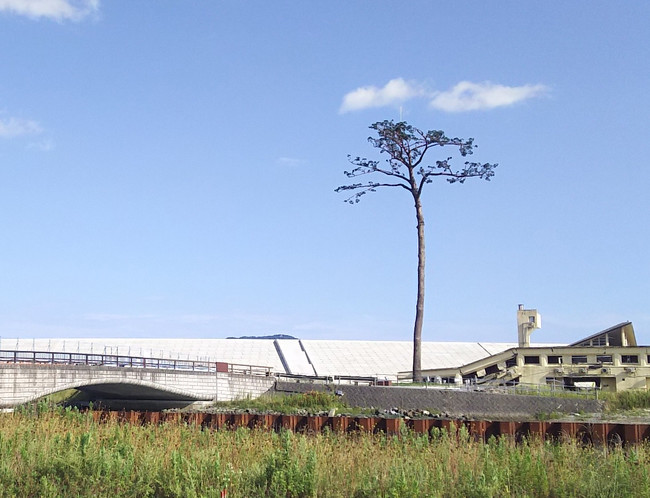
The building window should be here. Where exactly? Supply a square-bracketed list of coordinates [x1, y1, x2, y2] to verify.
[596, 355, 613, 364]
[575, 334, 608, 347]
[622, 355, 639, 364]
[485, 364, 500, 375]
[505, 356, 517, 368]
[547, 355, 562, 365]
[571, 355, 588, 364]
[591, 336, 607, 346]
[524, 355, 540, 365]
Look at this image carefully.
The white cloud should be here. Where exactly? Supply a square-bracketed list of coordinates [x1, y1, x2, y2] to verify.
[28, 137, 55, 151]
[277, 156, 305, 167]
[0, 116, 42, 138]
[430, 81, 548, 112]
[339, 78, 425, 114]
[340, 78, 548, 114]
[81, 313, 159, 322]
[0, 0, 99, 21]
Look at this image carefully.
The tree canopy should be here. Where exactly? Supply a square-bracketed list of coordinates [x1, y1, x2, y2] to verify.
[337, 120, 496, 203]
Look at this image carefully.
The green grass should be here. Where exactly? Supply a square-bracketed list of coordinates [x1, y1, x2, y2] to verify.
[603, 390, 650, 412]
[2, 408, 650, 497]
[212, 390, 351, 414]
[31, 389, 82, 405]
[534, 411, 564, 421]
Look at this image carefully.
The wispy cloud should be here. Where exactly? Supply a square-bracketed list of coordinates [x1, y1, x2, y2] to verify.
[81, 313, 159, 322]
[28, 137, 55, 151]
[430, 81, 549, 112]
[340, 78, 548, 113]
[81, 311, 284, 329]
[277, 156, 305, 167]
[0, 116, 42, 138]
[339, 78, 425, 114]
[0, 0, 99, 21]
[292, 321, 338, 332]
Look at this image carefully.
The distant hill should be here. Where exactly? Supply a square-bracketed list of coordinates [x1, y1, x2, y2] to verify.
[226, 334, 298, 340]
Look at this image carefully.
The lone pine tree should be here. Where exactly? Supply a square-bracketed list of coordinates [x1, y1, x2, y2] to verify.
[336, 120, 497, 381]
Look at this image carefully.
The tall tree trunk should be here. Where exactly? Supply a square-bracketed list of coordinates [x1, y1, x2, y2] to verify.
[412, 197, 425, 382]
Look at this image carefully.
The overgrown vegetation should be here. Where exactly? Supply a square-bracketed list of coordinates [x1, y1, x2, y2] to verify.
[2, 408, 650, 497]
[35, 389, 82, 405]
[603, 390, 650, 412]
[534, 411, 564, 422]
[213, 390, 351, 414]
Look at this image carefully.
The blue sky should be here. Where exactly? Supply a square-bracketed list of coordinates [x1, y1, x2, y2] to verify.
[1, 1, 648, 345]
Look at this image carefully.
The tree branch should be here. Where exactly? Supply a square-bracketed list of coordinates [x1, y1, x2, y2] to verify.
[338, 120, 496, 204]
[335, 181, 411, 203]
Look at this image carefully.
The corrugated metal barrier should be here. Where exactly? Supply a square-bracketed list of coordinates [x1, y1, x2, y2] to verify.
[88, 410, 650, 446]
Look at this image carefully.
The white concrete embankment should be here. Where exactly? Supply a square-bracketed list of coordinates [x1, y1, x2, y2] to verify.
[0, 364, 275, 408]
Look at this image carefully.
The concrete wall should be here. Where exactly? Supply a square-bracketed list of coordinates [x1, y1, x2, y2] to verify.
[216, 372, 275, 401]
[0, 364, 275, 408]
[10, 337, 518, 379]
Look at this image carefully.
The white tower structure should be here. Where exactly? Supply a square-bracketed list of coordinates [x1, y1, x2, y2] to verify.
[517, 304, 541, 347]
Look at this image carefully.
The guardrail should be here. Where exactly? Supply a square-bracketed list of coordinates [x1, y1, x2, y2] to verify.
[277, 373, 379, 386]
[276, 372, 404, 387]
[0, 350, 273, 377]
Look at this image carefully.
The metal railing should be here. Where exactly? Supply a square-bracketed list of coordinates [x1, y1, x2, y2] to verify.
[0, 350, 273, 377]
[277, 373, 370, 385]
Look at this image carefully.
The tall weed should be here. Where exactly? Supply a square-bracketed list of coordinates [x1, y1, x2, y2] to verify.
[1, 410, 650, 496]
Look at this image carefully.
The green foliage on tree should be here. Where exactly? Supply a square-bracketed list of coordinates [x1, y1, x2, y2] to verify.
[337, 120, 497, 381]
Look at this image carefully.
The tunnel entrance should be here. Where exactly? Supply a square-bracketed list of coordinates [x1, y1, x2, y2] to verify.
[69, 383, 205, 411]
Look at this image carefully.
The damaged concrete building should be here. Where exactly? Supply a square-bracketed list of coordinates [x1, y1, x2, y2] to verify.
[417, 306, 648, 392]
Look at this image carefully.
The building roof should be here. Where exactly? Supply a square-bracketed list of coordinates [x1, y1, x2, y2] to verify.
[568, 321, 635, 347]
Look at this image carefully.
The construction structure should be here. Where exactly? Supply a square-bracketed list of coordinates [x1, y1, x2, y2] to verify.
[2, 306, 646, 392]
[418, 306, 648, 392]
[0, 336, 517, 382]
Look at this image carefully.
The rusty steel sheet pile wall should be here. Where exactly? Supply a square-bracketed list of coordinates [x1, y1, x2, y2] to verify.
[81, 410, 650, 446]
